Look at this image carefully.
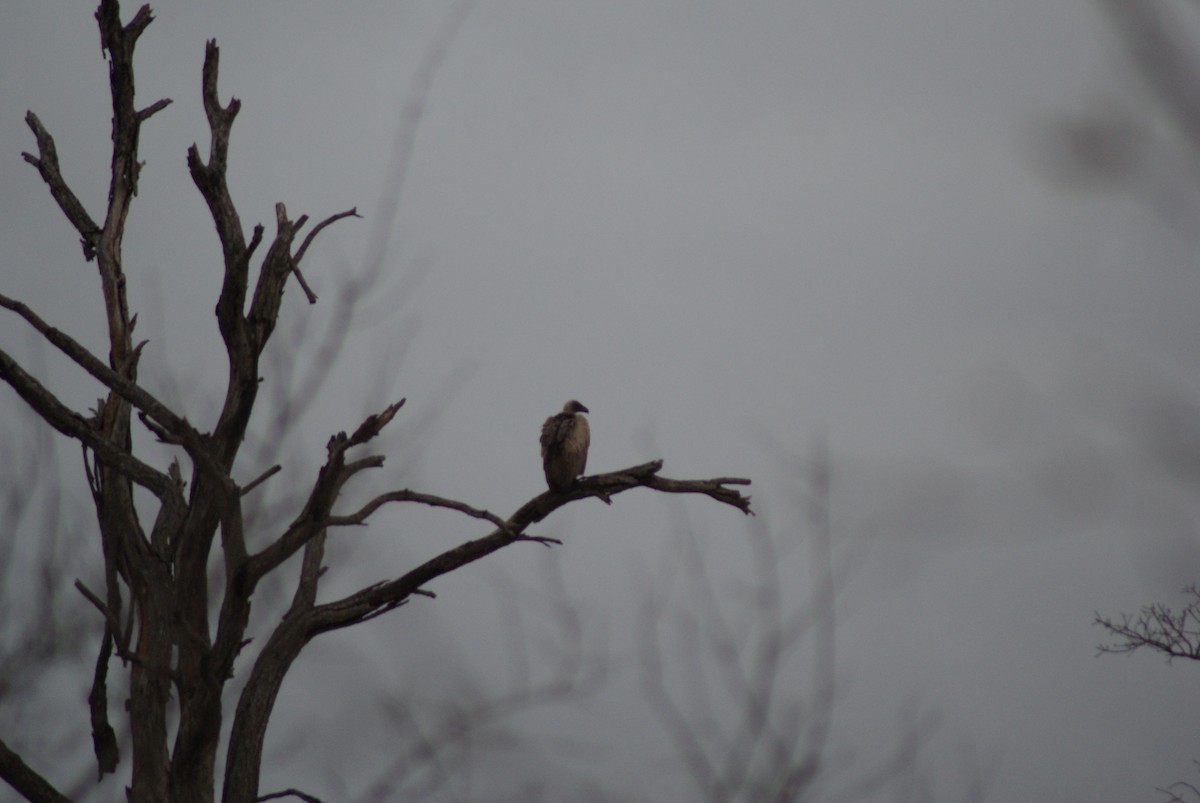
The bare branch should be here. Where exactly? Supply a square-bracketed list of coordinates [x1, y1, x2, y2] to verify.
[225, 448, 750, 801]
[638, 473, 754, 515]
[97, 0, 153, 49]
[1158, 778, 1200, 803]
[303, 460, 752, 638]
[188, 39, 249, 354]
[348, 398, 406, 446]
[289, 207, 362, 303]
[92, 0, 157, 373]
[517, 535, 562, 547]
[294, 207, 359, 265]
[246, 203, 301, 352]
[529, 460, 753, 519]
[241, 465, 282, 496]
[0, 348, 180, 502]
[136, 97, 172, 122]
[21, 112, 101, 260]
[0, 735, 73, 803]
[247, 400, 408, 581]
[87, 629, 120, 778]
[225, 529, 329, 801]
[257, 790, 328, 803]
[326, 489, 513, 533]
[0, 293, 211, 459]
[74, 580, 120, 634]
[289, 266, 319, 305]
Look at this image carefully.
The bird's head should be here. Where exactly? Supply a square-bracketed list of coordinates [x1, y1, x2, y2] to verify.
[564, 399, 589, 414]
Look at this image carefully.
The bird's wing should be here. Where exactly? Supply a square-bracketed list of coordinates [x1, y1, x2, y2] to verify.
[541, 413, 573, 458]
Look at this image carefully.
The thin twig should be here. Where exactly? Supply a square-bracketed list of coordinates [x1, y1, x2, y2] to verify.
[257, 789, 328, 803]
[74, 580, 119, 633]
[326, 489, 513, 533]
[241, 465, 281, 497]
[296, 207, 360, 263]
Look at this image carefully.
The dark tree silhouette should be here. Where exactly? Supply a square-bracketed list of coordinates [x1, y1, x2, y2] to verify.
[0, 3, 751, 802]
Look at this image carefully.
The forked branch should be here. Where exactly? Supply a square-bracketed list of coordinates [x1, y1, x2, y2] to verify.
[0, 292, 213, 467]
[305, 459, 752, 638]
[225, 413, 751, 802]
[326, 489, 513, 533]
[20, 113, 101, 260]
[246, 399, 408, 583]
[0, 348, 180, 502]
[291, 207, 362, 303]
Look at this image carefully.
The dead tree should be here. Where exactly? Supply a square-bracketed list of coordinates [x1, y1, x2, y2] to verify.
[0, 3, 752, 802]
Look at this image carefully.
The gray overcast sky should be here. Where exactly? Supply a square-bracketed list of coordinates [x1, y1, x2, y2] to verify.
[3, 1, 1200, 800]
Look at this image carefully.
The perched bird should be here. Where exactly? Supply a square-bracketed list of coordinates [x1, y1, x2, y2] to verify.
[540, 400, 590, 492]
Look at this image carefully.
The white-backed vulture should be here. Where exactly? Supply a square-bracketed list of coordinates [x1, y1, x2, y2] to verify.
[540, 400, 590, 492]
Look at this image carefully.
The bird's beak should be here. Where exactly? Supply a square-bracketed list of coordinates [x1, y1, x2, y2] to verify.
[578, 403, 589, 413]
